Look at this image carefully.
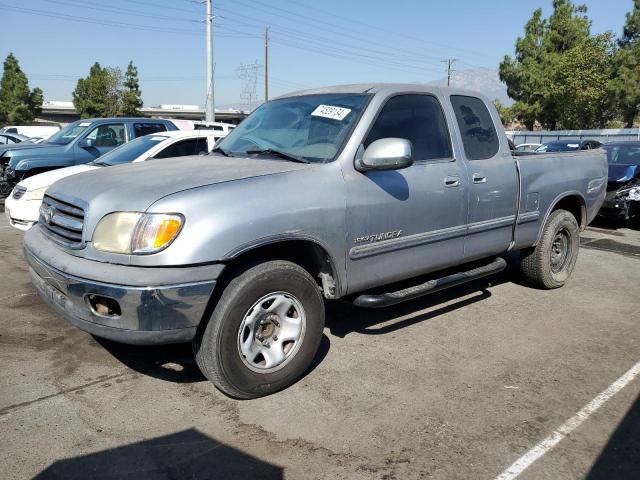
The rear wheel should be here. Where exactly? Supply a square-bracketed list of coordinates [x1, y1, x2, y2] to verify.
[193, 260, 325, 399]
[520, 209, 580, 289]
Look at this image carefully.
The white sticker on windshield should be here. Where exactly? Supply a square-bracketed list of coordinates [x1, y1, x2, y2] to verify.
[149, 137, 165, 141]
[311, 105, 352, 121]
[79, 122, 91, 127]
[568, 144, 579, 148]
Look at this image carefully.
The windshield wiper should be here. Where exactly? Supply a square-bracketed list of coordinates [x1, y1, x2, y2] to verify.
[245, 148, 309, 164]
[211, 146, 232, 157]
[92, 161, 110, 167]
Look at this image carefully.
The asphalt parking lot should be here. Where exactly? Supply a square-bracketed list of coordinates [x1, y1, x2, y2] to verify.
[1, 204, 639, 480]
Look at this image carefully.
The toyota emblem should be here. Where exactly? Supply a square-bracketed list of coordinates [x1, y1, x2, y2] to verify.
[41, 205, 55, 224]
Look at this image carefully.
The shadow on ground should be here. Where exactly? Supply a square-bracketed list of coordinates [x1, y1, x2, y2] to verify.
[34, 428, 283, 480]
[96, 253, 523, 384]
[587, 394, 640, 480]
[97, 334, 331, 386]
[326, 251, 522, 338]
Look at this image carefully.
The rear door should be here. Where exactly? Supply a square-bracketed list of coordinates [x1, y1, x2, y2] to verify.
[449, 95, 519, 261]
[344, 93, 469, 292]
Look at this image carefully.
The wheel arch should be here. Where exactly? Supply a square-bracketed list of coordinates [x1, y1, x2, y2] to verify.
[535, 192, 586, 246]
[220, 235, 343, 299]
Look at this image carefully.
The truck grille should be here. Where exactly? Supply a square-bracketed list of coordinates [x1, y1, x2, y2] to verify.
[12, 186, 26, 200]
[38, 195, 85, 248]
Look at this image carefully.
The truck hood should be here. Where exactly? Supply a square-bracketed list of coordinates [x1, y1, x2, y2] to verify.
[5, 144, 67, 168]
[0, 142, 51, 158]
[18, 164, 99, 191]
[608, 164, 639, 183]
[46, 154, 317, 213]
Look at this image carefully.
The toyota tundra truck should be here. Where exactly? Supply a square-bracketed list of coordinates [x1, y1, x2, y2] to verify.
[22, 84, 607, 399]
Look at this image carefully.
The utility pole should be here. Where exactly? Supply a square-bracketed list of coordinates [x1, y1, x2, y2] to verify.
[205, 0, 215, 122]
[264, 26, 270, 103]
[441, 58, 458, 87]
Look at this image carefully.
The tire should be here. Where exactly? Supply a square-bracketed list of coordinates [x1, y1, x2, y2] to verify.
[193, 260, 325, 399]
[520, 209, 580, 289]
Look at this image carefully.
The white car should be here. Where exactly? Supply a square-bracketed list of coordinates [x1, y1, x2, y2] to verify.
[5, 130, 221, 230]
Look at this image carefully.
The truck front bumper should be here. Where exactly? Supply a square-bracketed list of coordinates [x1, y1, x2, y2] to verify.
[23, 228, 223, 345]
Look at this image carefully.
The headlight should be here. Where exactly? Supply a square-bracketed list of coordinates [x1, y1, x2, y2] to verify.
[92, 212, 183, 254]
[24, 186, 50, 201]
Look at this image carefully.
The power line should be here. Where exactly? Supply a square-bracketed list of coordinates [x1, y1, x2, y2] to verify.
[1, 3, 255, 37]
[36, 0, 201, 24]
[284, 0, 496, 61]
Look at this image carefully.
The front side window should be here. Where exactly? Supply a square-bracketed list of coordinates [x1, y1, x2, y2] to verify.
[364, 94, 452, 161]
[86, 124, 126, 147]
[134, 123, 167, 138]
[451, 95, 499, 160]
[218, 93, 370, 163]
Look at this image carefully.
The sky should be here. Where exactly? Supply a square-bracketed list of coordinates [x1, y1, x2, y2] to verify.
[1, 0, 634, 109]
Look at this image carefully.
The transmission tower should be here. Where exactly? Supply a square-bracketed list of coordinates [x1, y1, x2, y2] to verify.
[236, 61, 262, 112]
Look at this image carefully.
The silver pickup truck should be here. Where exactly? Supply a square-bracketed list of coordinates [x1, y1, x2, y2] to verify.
[23, 84, 607, 398]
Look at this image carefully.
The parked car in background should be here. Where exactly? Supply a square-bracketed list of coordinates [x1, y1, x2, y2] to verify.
[598, 141, 640, 224]
[194, 121, 236, 136]
[0, 117, 177, 196]
[536, 139, 602, 152]
[515, 143, 542, 152]
[5, 130, 221, 230]
[0, 125, 60, 138]
[23, 84, 607, 398]
[0, 133, 29, 145]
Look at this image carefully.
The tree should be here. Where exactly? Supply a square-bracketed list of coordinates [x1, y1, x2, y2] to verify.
[121, 61, 143, 116]
[72, 63, 122, 118]
[500, 1, 613, 129]
[493, 99, 515, 126]
[610, 0, 640, 127]
[621, 0, 640, 47]
[0, 53, 43, 124]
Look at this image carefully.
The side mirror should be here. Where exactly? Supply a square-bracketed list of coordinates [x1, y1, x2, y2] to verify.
[355, 138, 414, 172]
[78, 138, 94, 149]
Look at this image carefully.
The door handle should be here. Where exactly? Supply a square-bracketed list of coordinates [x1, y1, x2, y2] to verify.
[472, 173, 487, 184]
[444, 175, 460, 187]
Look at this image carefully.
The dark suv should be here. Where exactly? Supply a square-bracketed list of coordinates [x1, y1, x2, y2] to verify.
[0, 118, 177, 196]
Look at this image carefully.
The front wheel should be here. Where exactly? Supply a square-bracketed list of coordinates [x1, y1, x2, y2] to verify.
[193, 260, 325, 399]
[520, 209, 580, 289]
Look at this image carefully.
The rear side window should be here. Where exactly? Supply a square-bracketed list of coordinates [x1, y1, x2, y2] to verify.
[450, 95, 499, 160]
[134, 123, 167, 138]
[365, 94, 452, 161]
[154, 138, 202, 159]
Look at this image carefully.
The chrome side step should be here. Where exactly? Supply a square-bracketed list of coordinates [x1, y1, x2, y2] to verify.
[352, 257, 507, 308]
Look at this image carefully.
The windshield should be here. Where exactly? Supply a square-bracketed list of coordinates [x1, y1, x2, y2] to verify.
[217, 93, 370, 162]
[536, 141, 581, 153]
[603, 144, 640, 166]
[47, 121, 93, 145]
[92, 135, 169, 166]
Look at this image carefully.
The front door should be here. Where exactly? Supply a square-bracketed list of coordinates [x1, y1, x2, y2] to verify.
[78, 123, 126, 162]
[449, 95, 519, 260]
[344, 93, 469, 294]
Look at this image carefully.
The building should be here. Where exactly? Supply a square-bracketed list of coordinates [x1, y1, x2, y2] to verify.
[39, 101, 249, 125]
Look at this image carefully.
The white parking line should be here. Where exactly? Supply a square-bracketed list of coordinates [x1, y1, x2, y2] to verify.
[495, 360, 640, 480]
